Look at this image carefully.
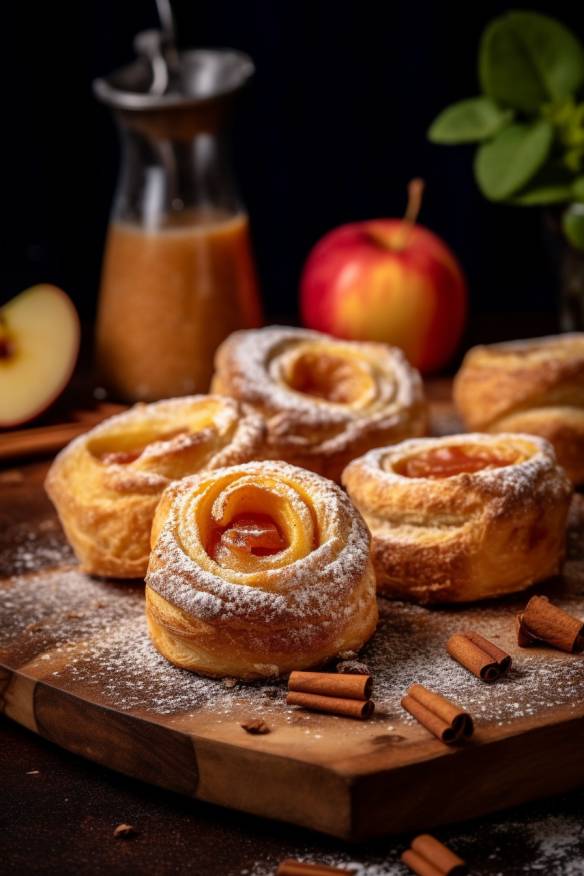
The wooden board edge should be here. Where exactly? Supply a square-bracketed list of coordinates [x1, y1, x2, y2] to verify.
[1, 674, 354, 839]
[0, 665, 39, 733]
[327, 703, 584, 778]
[346, 712, 584, 840]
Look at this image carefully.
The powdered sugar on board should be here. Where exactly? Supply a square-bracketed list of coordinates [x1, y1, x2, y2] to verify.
[0, 516, 74, 578]
[1, 526, 583, 724]
[241, 807, 584, 875]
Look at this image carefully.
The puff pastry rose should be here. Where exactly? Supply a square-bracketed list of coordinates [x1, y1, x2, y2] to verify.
[453, 333, 584, 484]
[342, 433, 572, 604]
[211, 325, 427, 481]
[145, 460, 378, 678]
[45, 396, 264, 578]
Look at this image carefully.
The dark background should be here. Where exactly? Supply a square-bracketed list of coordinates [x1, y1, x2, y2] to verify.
[3, 0, 584, 341]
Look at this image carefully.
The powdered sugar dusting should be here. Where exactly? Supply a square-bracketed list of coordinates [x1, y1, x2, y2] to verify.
[2, 561, 582, 722]
[147, 461, 373, 638]
[0, 517, 75, 578]
[242, 809, 584, 875]
[350, 432, 566, 497]
[1, 490, 583, 724]
[366, 595, 584, 725]
[213, 326, 426, 456]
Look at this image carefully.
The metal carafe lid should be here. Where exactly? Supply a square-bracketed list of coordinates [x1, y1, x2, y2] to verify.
[93, 44, 254, 112]
[93, 39, 254, 140]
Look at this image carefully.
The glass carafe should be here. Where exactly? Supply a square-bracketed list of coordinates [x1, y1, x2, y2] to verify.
[94, 47, 261, 402]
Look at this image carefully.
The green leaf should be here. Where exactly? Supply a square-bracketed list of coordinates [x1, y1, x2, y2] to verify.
[511, 164, 574, 205]
[428, 97, 513, 144]
[572, 176, 584, 202]
[479, 11, 584, 113]
[563, 203, 584, 250]
[475, 120, 554, 201]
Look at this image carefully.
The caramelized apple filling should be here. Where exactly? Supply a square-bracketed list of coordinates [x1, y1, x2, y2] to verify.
[96, 428, 188, 465]
[395, 444, 516, 479]
[286, 351, 368, 404]
[208, 513, 287, 565]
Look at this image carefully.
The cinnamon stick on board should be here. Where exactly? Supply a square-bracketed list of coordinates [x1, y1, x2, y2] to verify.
[447, 631, 511, 682]
[402, 834, 467, 876]
[401, 684, 473, 743]
[276, 860, 350, 875]
[516, 595, 584, 653]
[288, 670, 372, 700]
[286, 691, 374, 720]
[515, 613, 535, 648]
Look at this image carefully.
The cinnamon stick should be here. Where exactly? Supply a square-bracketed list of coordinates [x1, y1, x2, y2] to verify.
[447, 631, 511, 682]
[515, 613, 536, 648]
[402, 834, 467, 876]
[276, 860, 350, 875]
[0, 404, 127, 463]
[286, 691, 374, 720]
[516, 595, 584, 653]
[288, 670, 372, 700]
[401, 684, 473, 743]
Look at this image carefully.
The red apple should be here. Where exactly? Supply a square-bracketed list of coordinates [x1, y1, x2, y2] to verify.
[0, 285, 80, 427]
[300, 181, 467, 373]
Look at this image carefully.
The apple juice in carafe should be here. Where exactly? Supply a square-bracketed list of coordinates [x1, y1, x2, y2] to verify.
[94, 48, 261, 402]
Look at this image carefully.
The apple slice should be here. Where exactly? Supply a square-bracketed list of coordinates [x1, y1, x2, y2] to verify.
[0, 285, 80, 427]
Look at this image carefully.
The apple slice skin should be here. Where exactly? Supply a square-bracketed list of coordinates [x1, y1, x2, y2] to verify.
[0, 285, 80, 428]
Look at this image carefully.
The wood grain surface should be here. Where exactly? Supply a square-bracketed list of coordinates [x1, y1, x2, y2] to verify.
[1, 450, 583, 840]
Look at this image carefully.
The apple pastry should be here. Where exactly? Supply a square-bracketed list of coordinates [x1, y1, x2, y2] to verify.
[145, 460, 378, 678]
[453, 333, 584, 484]
[342, 433, 572, 603]
[211, 325, 427, 481]
[45, 396, 264, 578]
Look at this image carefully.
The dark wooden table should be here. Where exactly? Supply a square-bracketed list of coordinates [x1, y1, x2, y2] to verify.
[2, 713, 584, 875]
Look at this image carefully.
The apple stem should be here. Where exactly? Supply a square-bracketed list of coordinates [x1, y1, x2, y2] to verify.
[404, 178, 425, 226]
[389, 177, 425, 251]
[365, 178, 425, 252]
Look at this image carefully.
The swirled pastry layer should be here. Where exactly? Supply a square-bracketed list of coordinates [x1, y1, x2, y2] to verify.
[145, 460, 378, 678]
[45, 396, 264, 578]
[211, 325, 427, 481]
[453, 333, 584, 484]
[342, 433, 572, 604]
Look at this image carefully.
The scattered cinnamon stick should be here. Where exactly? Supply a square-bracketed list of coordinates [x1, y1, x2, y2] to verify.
[286, 691, 374, 720]
[0, 404, 127, 463]
[276, 861, 349, 875]
[286, 670, 375, 719]
[515, 613, 534, 648]
[402, 834, 467, 876]
[288, 670, 372, 700]
[447, 631, 511, 682]
[401, 684, 473, 743]
[516, 595, 584, 653]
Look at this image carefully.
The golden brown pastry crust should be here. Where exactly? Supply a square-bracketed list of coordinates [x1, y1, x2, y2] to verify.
[211, 326, 427, 482]
[453, 334, 584, 484]
[45, 396, 265, 579]
[342, 434, 572, 604]
[145, 460, 378, 679]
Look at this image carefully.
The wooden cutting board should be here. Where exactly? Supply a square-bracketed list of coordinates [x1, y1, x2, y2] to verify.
[1, 461, 583, 841]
